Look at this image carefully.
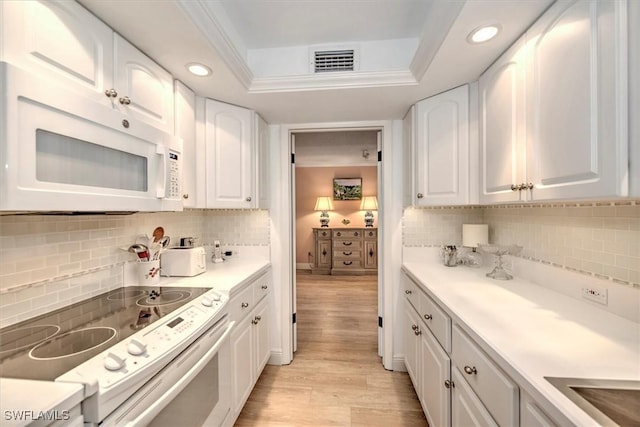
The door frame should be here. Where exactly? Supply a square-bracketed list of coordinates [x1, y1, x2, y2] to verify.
[273, 120, 399, 370]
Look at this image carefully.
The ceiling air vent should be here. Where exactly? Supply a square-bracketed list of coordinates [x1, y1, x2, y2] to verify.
[313, 49, 355, 73]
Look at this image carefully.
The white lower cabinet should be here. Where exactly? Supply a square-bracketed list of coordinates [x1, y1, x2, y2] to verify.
[403, 270, 563, 427]
[227, 270, 271, 425]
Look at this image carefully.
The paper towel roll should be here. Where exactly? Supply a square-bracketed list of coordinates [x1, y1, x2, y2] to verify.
[462, 224, 489, 248]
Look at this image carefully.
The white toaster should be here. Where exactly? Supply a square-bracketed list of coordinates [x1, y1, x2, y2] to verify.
[160, 247, 206, 277]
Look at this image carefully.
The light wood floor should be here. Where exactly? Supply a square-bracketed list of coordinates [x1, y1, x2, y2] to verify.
[234, 272, 428, 427]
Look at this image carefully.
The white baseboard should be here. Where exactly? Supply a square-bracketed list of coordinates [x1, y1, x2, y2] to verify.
[392, 355, 407, 372]
[296, 263, 312, 271]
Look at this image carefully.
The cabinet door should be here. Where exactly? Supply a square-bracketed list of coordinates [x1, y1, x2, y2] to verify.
[402, 105, 416, 207]
[1, 0, 114, 104]
[526, 0, 628, 200]
[420, 327, 451, 427]
[451, 370, 498, 427]
[113, 34, 174, 134]
[256, 113, 271, 209]
[174, 81, 198, 208]
[230, 314, 254, 413]
[478, 37, 527, 204]
[364, 240, 377, 269]
[253, 298, 271, 378]
[414, 85, 469, 206]
[316, 238, 332, 270]
[404, 301, 420, 389]
[205, 99, 255, 208]
[521, 392, 558, 427]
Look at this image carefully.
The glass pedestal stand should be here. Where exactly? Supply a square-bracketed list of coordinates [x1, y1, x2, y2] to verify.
[477, 244, 522, 280]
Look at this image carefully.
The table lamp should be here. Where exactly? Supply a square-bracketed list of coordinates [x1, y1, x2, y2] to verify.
[314, 196, 334, 227]
[360, 196, 378, 227]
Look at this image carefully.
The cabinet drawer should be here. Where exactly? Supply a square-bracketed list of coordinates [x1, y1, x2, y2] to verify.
[334, 259, 363, 269]
[452, 325, 518, 427]
[364, 229, 377, 239]
[316, 229, 331, 239]
[333, 250, 362, 260]
[419, 291, 451, 352]
[333, 230, 363, 239]
[403, 274, 419, 310]
[230, 283, 254, 322]
[333, 240, 362, 250]
[254, 273, 270, 302]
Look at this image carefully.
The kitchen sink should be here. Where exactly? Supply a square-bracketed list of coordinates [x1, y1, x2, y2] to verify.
[546, 377, 640, 427]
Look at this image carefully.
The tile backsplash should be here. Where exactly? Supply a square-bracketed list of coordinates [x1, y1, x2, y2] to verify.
[0, 209, 270, 326]
[403, 201, 640, 287]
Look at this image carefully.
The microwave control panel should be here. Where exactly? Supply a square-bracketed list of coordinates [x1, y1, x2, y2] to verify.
[169, 151, 180, 199]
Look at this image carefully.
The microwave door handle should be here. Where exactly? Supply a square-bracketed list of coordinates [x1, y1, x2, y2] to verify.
[156, 145, 167, 198]
[123, 321, 235, 427]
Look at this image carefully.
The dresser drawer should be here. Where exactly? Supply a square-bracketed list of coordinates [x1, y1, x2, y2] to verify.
[452, 324, 519, 427]
[419, 291, 451, 352]
[402, 274, 420, 310]
[315, 229, 331, 239]
[364, 229, 377, 239]
[332, 229, 363, 239]
[333, 239, 362, 250]
[230, 283, 254, 322]
[333, 249, 362, 260]
[333, 259, 363, 269]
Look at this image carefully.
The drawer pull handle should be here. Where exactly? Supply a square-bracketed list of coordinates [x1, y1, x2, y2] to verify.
[241, 302, 249, 308]
[464, 366, 477, 375]
[261, 285, 268, 290]
[343, 261, 353, 266]
[424, 314, 433, 320]
[405, 290, 412, 295]
[342, 242, 353, 246]
[444, 380, 454, 389]
[343, 251, 352, 256]
[411, 324, 418, 331]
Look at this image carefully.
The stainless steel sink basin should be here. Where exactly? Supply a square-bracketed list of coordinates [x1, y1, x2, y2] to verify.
[546, 377, 640, 427]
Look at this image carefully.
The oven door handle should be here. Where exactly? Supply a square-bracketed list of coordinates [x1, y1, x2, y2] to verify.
[123, 320, 235, 427]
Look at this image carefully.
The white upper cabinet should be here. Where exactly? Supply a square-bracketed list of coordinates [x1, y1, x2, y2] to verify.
[402, 105, 415, 208]
[255, 114, 271, 209]
[175, 81, 202, 208]
[205, 99, 255, 209]
[479, 0, 629, 203]
[1, 0, 114, 103]
[114, 34, 174, 134]
[412, 85, 470, 206]
[1, 1, 174, 136]
[479, 37, 527, 204]
[525, 0, 628, 200]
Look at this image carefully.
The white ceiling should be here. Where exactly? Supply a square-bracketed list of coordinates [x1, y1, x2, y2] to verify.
[79, 0, 554, 124]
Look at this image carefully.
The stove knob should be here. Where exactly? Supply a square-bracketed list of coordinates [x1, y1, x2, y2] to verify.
[201, 295, 214, 307]
[104, 352, 127, 371]
[127, 338, 147, 356]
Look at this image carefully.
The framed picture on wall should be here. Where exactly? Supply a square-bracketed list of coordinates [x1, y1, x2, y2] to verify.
[333, 178, 362, 200]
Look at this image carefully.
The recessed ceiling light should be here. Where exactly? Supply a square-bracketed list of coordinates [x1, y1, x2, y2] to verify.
[187, 63, 212, 77]
[467, 24, 501, 44]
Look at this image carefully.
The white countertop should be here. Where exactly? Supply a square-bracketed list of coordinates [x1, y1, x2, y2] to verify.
[0, 379, 84, 426]
[402, 248, 640, 427]
[1, 256, 270, 425]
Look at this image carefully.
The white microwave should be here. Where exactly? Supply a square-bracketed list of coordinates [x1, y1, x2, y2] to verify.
[0, 62, 182, 212]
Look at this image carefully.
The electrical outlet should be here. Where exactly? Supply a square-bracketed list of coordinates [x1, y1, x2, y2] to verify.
[581, 285, 608, 305]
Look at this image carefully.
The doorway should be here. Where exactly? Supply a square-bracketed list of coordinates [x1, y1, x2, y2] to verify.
[291, 128, 382, 358]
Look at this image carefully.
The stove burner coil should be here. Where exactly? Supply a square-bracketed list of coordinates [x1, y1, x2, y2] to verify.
[0, 325, 60, 356]
[107, 289, 146, 301]
[136, 290, 192, 307]
[29, 327, 117, 360]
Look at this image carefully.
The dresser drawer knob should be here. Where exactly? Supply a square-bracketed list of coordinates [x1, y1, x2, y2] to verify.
[343, 261, 353, 266]
[343, 251, 352, 256]
[464, 365, 477, 375]
[342, 241, 352, 246]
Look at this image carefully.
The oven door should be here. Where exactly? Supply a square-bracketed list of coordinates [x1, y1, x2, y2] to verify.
[101, 317, 234, 427]
[0, 62, 182, 212]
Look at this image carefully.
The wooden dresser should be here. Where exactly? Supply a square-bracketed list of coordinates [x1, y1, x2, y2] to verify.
[312, 228, 377, 275]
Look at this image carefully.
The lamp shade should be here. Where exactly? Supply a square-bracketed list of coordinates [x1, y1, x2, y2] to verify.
[314, 196, 334, 211]
[360, 196, 378, 211]
[462, 224, 489, 248]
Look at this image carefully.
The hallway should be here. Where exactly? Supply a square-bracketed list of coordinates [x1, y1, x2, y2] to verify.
[234, 273, 428, 426]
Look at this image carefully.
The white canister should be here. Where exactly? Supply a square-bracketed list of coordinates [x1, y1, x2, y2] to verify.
[138, 260, 161, 285]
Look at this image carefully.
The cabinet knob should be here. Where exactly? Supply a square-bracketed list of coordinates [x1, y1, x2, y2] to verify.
[416, 193, 424, 199]
[246, 196, 252, 202]
[336, 232, 342, 237]
[254, 315, 262, 322]
[414, 328, 422, 336]
[122, 119, 130, 129]
[525, 182, 534, 190]
[511, 184, 519, 192]
[119, 96, 131, 105]
[241, 302, 249, 308]
[261, 285, 268, 290]
[444, 379, 454, 389]
[354, 232, 359, 237]
[411, 324, 418, 331]
[104, 88, 118, 98]
[463, 365, 478, 375]
[182, 194, 189, 199]
[424, 314, 433, 321]
[405, 290, 412, 295]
